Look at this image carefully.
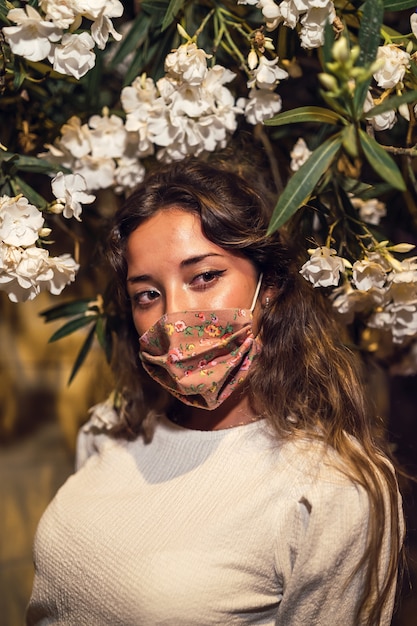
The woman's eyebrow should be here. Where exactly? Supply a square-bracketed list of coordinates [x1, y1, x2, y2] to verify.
[127, 253, 225, 284]
[180, 253, 224, 268]
[126, 274, 151, 284]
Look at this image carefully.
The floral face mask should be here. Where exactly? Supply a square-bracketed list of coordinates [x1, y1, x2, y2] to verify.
[138, 275, 263, 410]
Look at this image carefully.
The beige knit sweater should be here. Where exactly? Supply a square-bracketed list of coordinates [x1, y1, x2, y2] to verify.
[26, 410, 399, 625]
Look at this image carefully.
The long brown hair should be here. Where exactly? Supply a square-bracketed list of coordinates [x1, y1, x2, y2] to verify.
[107, 157, 403, 625]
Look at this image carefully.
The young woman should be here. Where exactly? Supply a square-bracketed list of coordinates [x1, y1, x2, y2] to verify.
[27, 158, 403, 625]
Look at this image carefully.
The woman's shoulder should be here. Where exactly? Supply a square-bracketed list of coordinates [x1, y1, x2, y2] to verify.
[75, 395, 122, 470]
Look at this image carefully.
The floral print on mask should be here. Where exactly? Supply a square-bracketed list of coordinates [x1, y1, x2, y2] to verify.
[139, 308, 261, 410]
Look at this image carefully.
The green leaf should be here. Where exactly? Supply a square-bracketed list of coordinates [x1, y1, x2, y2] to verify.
[264, 106, 344, 127]
[109, 12, 151, 68]
[321, 19, 336, 67]
[267, 134, 343, 234]
[68, 323, 97, 384]
[161, 0, 186, 32]
[384, 0, 417, 8]
[358, 129, 406, 191]
[41, 298, 93, 322]
[95, 316, 113, 363]
[48, 315, 96, 343]
[362, 90, 417, 119]
[11, 175, 48, 208]
[354, 0, 384, 114]
[0, 151, 67, 174]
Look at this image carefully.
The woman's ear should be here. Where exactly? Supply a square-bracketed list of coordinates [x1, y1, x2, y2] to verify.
[261, 287, 274, 308]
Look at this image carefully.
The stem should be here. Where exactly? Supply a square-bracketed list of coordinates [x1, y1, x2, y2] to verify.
[194, 8, 216, 39]
[253, 124, 283, 194]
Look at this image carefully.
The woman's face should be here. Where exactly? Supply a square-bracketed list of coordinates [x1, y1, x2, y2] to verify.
[126, 207, 260, 336]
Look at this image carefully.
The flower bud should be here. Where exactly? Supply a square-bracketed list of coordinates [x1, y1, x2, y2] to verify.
[388, 243, 415, 253]
[177, 23, 191, 41]
[332, 36, 350, 63]
[49, 201, 65, 214]
[39, 227, 52, 238]
[248, 49, 258, 70]
[318, 72, 339, 92]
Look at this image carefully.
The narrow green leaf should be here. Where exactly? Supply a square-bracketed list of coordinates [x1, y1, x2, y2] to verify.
[384, 0, 417, 9]
[109, 12, 151, 68]
[359, 129, 406, 191]
[68, 324, 97, 384]
[321, 19, 336, 67]
[363, 90, 417, 119]
[267, 134, 343, 234]
[320, 91, 350, 118]
[341, 124, 359, 159]
[0, 152, 66, 174]
[95, 316, 113, 363]
[41, 298, 93, 322]
[354, 0, 384, 113]
[161, 0, 186, 32]
[11, 176, 48, 209]
[48, 316, 96, 343]
[410, 59, 417, 80]
[264, 106, 344, 127]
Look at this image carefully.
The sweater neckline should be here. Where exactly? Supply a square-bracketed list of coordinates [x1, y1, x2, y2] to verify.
[158, 414, 267, 440]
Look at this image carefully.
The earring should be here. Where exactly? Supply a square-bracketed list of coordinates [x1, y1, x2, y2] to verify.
[264, 296, 270, 308]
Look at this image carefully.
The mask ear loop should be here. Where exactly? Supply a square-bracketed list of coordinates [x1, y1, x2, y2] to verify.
[249, 273, 263, 312]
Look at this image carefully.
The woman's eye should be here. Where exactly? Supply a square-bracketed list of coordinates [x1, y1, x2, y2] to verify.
[192, 270, 226, 288]
[132, 290, 160, 307]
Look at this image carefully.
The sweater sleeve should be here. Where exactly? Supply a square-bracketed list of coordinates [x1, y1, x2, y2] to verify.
[274, 473, 399, 626]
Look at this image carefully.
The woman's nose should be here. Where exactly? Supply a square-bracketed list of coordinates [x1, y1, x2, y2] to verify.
[165, 288, 191, 315]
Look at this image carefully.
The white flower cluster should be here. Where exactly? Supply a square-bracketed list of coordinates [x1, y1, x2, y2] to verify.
[0, 193, 80, 302]
[121, 43, 243, 161]
[2, 1, 123, 79]
[238, 0, 336, 49]
[40, 111, 145, 193]
[366, 35, 414, 132]
[39, 41, 252, 190]
[301, 245, 417, 345]
[238, 53, 288, 124]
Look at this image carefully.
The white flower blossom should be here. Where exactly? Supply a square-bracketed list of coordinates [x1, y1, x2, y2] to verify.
[164, 43, 211, 85]
[364, 91, 397, 131]
[330, 283, 386, 324]
[90, 10, 122, 50]
[72, 155, 117, 190]
[300, 246, 345, 288]
[239, 0, 335, 47]
[50, 32, 95, 79]
[51, 172, 95, 221]
[247, 55, 288, 89]
[3, 5, 62, 62]
[379, 301, 417, 343]
[387, 258, 417, 304]
[114, 157, 145, 193]
[290, 137, 312, 171]
[54, 116, 92, 159]
[237, 88, 282, 124]
[74, 0, 123, 21]
[44, 253, 79, 295]
[0, 195, 44, 247]
[373, 45, 410, 89]
[352, 259, 387, 291]
[350, 196, 386, 226]
[39, 0, 80, 29]
[299, 5, 336, 48]
[411, 13, 417, 39]
[88, 113, 128, 159]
